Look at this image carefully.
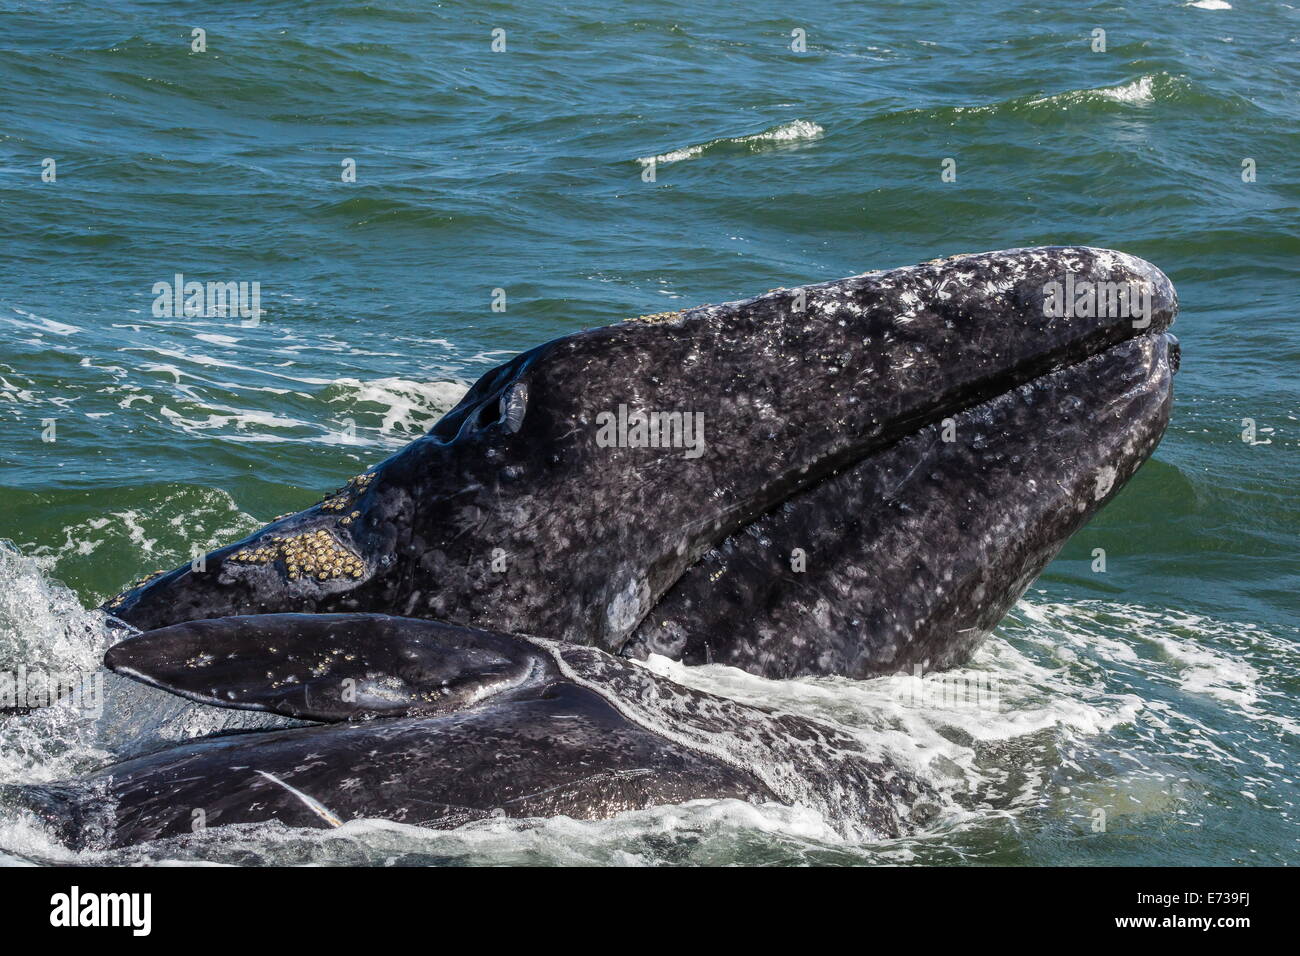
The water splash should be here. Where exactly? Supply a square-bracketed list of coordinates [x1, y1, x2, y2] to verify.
[1, 542, 1295, 865]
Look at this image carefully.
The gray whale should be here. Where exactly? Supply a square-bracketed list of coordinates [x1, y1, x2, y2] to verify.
[12, 614, 938, 847]
[101, 246, 1177, 678]
[5, 246, 1178, 847]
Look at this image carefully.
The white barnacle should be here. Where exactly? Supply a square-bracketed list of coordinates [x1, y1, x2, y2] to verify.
[1093, 466, 1117, 501]
[606, 574, 649, 635]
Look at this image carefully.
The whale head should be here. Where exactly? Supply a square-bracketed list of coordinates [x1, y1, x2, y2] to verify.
[105, 246, 1177, 670]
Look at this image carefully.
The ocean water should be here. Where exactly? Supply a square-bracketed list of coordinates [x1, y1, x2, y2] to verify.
[0, 0, 1297, 865]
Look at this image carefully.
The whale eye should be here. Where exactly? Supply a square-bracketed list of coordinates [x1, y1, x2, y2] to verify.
[499, 381, 528, 434]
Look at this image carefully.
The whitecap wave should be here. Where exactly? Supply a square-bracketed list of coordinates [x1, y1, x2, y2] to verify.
[638, 119, 824, 165]
[1027, 75, 1158, 108]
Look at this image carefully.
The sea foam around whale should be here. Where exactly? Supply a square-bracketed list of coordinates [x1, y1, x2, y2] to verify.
[0, 539, 1293, 866]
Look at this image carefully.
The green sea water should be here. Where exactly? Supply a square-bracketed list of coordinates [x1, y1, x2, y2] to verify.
[0, 0, 1297, 865]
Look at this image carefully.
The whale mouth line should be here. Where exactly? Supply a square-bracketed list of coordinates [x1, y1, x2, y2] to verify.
[880, 327, 1180, 445]
[625, 324, 1177, 673]
[895, 327, 1177, 433]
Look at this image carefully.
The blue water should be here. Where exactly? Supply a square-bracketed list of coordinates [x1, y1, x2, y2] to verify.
[0, 0, 1297, 865]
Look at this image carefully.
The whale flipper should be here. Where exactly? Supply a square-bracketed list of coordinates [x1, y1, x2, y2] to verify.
[104, 614, 551, 723]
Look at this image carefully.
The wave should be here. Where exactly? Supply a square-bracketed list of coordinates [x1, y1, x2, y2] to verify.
[1027, 75, 1158, 108]
[966, 74, 1168, 115]
[869, 73, 1246, 128]
[637, 119, 824, 166]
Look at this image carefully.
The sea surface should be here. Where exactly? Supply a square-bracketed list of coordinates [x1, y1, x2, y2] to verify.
[0, 1, 1297, 865]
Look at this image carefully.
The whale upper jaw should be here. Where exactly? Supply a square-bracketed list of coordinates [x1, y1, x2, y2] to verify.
[103, 246, 1177, 673]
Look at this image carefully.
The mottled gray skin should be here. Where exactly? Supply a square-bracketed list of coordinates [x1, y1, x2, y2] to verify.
[12, 615, 936, 848]
[105, 247, 1177, 670]
[624, 332, 1177, 678]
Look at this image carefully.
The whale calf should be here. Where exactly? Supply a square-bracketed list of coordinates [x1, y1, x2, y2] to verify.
[4, 247, 1178, 847]
[9, 614, 938, 847]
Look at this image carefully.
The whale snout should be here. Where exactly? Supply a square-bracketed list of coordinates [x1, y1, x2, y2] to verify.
[627, 323, 1177, 677]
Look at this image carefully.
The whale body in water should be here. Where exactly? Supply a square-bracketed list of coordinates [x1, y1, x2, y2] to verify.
[4, 246, 1178, 847]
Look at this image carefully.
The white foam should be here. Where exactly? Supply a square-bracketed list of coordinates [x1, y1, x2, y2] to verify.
[1094, 75, 1157, 104]
[637, 629, 1143, 819]
[0, 545, 115, 784]
[3, 309, 81, 336]
[121, 346, 337, 385]
[0, 544, 109, 679]
[639, 120, 824, 165]
[327, 377, 467, 436]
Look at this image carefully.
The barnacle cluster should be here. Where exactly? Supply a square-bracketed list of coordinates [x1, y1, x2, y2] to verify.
[319, 471, 374, 516]
[283, 530, 366, 581]
[105, 569, 166, 609]
[106, 474, 376, 609]
[229, 529, 365, 582]
[625, 309, 685, 325]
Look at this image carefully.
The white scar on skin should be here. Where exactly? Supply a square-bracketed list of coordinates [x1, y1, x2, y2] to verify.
[256, 769, 343, 828]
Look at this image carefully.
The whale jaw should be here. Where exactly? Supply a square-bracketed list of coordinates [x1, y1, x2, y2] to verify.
[625, 330, 1177, 678]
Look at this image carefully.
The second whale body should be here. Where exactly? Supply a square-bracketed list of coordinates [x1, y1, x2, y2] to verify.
[11, 613, 938, 847]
